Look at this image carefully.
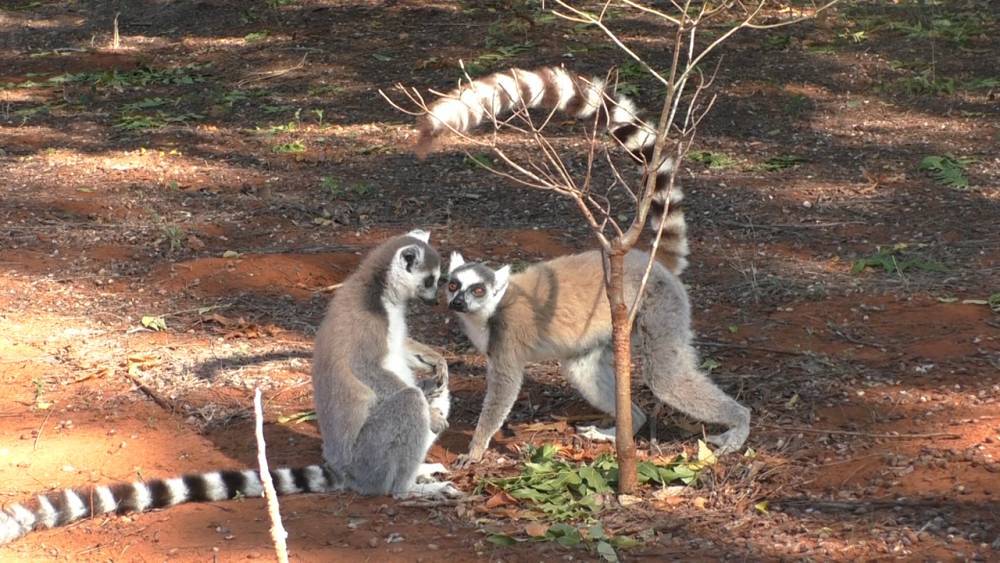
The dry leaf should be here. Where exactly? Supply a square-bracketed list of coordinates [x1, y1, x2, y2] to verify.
[693, 496, 708, 509]
[484, 491, 517, 509]
[524, 521, 549, 538]
[518, 420, 568, 433]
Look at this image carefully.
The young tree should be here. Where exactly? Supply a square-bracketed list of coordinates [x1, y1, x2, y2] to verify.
[386, 0, 837, 493]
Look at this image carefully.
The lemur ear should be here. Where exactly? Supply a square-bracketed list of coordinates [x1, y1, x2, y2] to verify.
[406, 229, 430, 243]
[494, 265, 511, 288]
[448, 252, 466, 273]
[399, 245, 422, 272]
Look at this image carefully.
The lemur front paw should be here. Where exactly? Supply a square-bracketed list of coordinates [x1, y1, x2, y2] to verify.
[429, 407, 449, 434]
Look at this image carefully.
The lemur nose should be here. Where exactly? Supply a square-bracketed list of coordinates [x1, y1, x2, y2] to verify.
[449, 296, 467, 312]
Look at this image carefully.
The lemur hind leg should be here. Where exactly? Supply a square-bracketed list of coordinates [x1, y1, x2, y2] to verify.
[635, 316, 750, 454]
[343, 387, 436, 496]
[562, 346, 647, 441]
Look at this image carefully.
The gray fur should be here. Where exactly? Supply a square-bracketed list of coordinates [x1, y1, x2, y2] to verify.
[446, 250, 751, 466]
[312, 230, 457, 496]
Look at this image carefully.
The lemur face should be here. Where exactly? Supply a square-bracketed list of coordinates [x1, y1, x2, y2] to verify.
[390, 230, 441, 305]
[445, 252, 509, 316]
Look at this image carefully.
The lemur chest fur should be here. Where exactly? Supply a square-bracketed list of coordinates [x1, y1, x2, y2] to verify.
[458, 313, 490, 354]
[381, 299, 415, 386]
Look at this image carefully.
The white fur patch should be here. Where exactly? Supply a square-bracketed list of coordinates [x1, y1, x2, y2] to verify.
[452, 268, 483, 289]
[577, 78, 605, 118]
[399, 481, 463, 499]
[458, 314, 490, 354]
[406, 229, 430, 243]
[62, 490, 88, 522]
[164, 478, 189, 506]
[577, 425, 618, 442]
[611, 96, 638, 124]
[448, 252, 466, 273]
[552, 68, 577, 111]
[241, 469, 264, 497]
[35, 495, 56, 529]
[429, 99, 470, 134]
[381, 299, 414, 386]
[9, 503, 36, 529]
[623, 126, 656, 152]
[132, 482, 152, 512]
[495, 73, 523, 108]
[657, 157, 675, 175]
[303, 465, 327, 492]
[515, 70, 546, 108]
[202, 472, 228, 501]
[274, 468, 299, 495]
[94, 486, 116, 514]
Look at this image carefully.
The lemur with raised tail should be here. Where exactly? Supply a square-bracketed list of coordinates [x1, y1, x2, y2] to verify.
[0, 230, 456, 545]
[414, 67, 750, 466]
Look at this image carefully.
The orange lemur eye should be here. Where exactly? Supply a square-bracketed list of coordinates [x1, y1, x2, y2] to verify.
[472, 286, 486, 297]
[447, 281, 460, 292]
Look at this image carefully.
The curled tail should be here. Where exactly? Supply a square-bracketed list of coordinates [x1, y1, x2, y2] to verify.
[415, 66, 687, 275]
[0, 465, 340, 545]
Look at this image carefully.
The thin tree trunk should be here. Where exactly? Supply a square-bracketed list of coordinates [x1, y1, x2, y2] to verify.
[607, 249, 637, 494]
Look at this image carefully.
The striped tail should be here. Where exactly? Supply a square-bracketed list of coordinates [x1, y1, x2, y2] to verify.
[414, 66, 687, 275]
[0, 465, 340, 545]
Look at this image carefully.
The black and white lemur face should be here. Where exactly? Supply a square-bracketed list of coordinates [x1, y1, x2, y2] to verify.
[387, 229, 442, 306]
[445, 252, 509, 316]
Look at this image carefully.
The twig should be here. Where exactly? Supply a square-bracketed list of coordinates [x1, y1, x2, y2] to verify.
[254, 388, 290, 563]
[124, 371, 175, 412]
[696, 339, 814, 357]
[756, 423, 961, 440]
[718, 220, 865, 230]
[237, 54, 308, 87]
[33, 408, 54, 451]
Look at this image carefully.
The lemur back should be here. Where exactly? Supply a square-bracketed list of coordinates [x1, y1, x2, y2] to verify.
[415, 66, 688, 274]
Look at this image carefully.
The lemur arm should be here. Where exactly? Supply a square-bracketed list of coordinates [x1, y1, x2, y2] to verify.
[456, 358, 524, 467]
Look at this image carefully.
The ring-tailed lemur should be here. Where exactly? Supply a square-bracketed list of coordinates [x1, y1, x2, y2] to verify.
[445, 250, 750, 467]
[414, 65, 688, 274]
[311, 229, 457, 497]
[0, 230, 456, 545]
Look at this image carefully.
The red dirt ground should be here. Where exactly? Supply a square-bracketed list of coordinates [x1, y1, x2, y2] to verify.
[1, 1, 998, 561]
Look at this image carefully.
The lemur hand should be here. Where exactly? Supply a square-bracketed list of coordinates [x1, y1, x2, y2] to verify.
[429, 407, 449, 434]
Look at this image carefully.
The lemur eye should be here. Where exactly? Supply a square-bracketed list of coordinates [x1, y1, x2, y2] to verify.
[447, 281, 460, 292]
[423, 275, 435, 289]
[472, 286, 486, 297]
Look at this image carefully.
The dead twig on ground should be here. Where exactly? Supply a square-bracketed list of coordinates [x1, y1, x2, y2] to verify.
[696, 339, 815, 357]
[124, 371, 175, 412]
[237, 54, 308, 87]
[757, 423, 961, 440]
[32, 408, 54, 451]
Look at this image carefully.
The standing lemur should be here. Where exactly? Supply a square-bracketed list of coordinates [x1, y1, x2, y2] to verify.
[0, 230, 456, 545]
[414, 66, 751, 465]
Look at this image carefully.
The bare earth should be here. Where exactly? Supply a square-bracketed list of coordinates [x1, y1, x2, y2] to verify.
[1, 1, 998, 561]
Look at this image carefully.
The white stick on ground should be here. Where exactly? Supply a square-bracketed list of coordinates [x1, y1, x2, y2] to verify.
[254, 387, 290, 563]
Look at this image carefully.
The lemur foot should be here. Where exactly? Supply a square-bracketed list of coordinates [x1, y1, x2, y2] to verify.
[707, 425, 749, 455]
[414, 462, 449, 484]
[576, 425, 617, 442]
[398, 481, 463, 499]
[452, 452, 483, 470]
